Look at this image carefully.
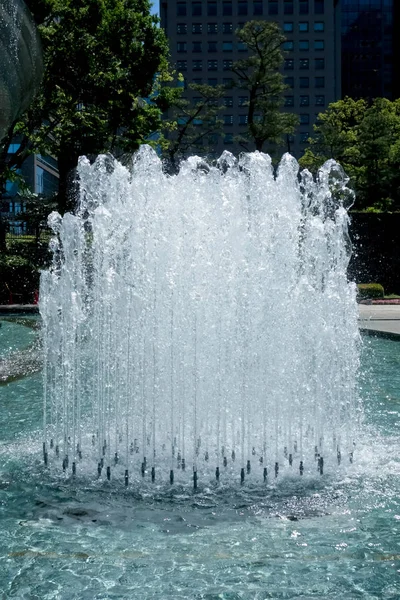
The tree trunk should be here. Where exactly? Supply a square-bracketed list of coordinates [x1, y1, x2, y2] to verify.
[57, 151, 79, 214]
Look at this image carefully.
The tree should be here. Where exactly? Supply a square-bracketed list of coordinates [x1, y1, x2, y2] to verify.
[160, 81, 225, 172]
[299, 97, 400, 211]
[231, 21, 297, 152]
[0, 0, 176, 212]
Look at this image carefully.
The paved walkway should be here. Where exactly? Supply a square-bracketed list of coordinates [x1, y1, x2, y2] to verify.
[358, 304, 400, 338]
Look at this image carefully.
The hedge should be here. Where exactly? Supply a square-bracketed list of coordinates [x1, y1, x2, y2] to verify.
[357, 283, 385, 300]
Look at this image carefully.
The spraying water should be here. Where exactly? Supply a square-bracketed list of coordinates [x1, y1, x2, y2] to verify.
[40, 146, 361, 486]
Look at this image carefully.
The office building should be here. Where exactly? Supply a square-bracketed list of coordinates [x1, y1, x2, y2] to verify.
[160, 0, 341, 158]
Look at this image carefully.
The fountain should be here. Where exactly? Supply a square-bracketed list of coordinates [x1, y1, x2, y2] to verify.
[39, 146, 362, 488]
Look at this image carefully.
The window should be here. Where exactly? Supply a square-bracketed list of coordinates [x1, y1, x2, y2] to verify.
[299, 0, 309, 14]
[299, 40, 309, 50]
[284, 96, 294, 106]
[284, 0, 293, 14]
[268, 0, 278, 15]
[223, 59, 233, 70]
[192, 78, 202, 84]
[224, 133, 234, 144]
[315, 58, 325, 70]
[177, 23, 187, 33]
[300, 132, 309, 143]
[300, 58, 309, 69]
[208, 78, 218, 86]
[238, 114, 248, 125]
[314, 22, 324, 31]
[223, 1, 232, 15]
[315, 0, 324, 14]
[238, 1, 248, 15]
[193, 60, 203, 71]
[224, 114, 234, 125]
[314, 40, 324, 50]
[208, 1, 217, 15]
[300, 114, 310, 124]
[223, 23, 233, 33]
[208, 41, 217, 52]
[224, 96, 233, 106]
[283, 41, 294, 51]
[315, 76, 325, 88]
[177, 42, 187, 52]
[300, 95, 309, 106]
[285, 76, 294, 87]
[315, 95, 325, 106]
[193, 97, 202, 105]
[208, 23, 218, 33]
[208, 60, 218, 70]
[284, 58, 294, 70]
[223, 77, 234, 87]
[193, 41, 202, 52]
[192, 23, 202, 33]
[299, 22, 309, 31]
[177, 2, 187, 15]
[283, 22, 293, 32]
[192, 1, 202, 15]
[223, 41, 233, 51]
[238, 96, 248, 106]
[299, 77, 309, 88]
[238, 42, 247, 51]
[177, 60, 187, 71]
[253, 1, 263, 15]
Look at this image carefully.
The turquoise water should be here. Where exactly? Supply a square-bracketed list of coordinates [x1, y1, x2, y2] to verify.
[0, 320, 399, 599]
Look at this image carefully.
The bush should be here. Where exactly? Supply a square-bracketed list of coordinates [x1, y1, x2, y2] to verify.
[0, 255, 40, 304]
[357, 283, 385, 300]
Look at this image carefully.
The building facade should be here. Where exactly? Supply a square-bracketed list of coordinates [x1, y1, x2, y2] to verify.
[161, 0, 341, 158]
[341, 0, 399, 101]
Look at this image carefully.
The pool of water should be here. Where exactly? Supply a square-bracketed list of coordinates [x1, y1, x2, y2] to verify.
[0, 320, 399, 599]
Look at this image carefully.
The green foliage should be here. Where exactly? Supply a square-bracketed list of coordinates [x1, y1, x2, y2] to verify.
[0, 254, 39, 304]
[0, 0, 175, 211]
[299, 97, 400, 211]
[357, 283, 385, 300]
[231, 21, 298, 152]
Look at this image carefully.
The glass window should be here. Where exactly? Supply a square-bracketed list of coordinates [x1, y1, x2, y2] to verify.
[299, 0, 309, 14]
[177, 42, 187, 52]
[268, 0, 278, 15]
[208, 41, 217, 52]
[315, 76, 325, 88]
[315, 95, 325, 106]
[314, 22, 324, 31]
[300, 132, 309, 143]
[177, 2, 187, 16]
[208, 1, 217, 15]
[299, 22, 309, 31]
[284, 96, 294, 106]
[224, 114, 234, 125]
[284, 1, 293, 14]
[224, 133, 234, 144]
[224, 96, 233, 106]
[299, 40, 309, 50]
[223, 77, 234, 87]
[283, 22, 293, 32]
[208, 23, 218, 33]
[192, 1, 202, 15]
[300, 95, 309, 106]
[208, 78, 218, 86]
[314, 40, 324, 50]
[223, 1, 232, 15]
[192, 23, 202, 33]
[193, 97, 202, 105]
[315, 0, 324, 14]
[238, 114, 248, 125]
[223, 41, 233, 51]
[208, 60, 218, 70]
[299, 77, 309, 88]
[284, 58, 294, 70]
[253, 1, 263, 15]
[238, 1, 248, 15]
[285, 76, 294, 87]
[193, 41, 202, 52]
[223, 23, 233, 33]
[223, 59, 233, 70]
[238, 96, 248, 106]
[300, 58, 309, 69]
[238, 42, 247, 51]
[300, 114, 310, 124]
[283, 41, 294, 51]
[177, 23, 187, 33]
[315, 58, 325, 69]
[193, 60, 203, 71]
[177, 60, 187, 71]
[192, 78, 202, 84]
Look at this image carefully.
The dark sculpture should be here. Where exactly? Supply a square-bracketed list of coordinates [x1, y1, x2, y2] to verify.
[0, 0, 43, 143]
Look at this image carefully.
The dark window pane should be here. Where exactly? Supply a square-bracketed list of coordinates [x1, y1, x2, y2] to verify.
[223, 77, 234, 87]
[224, 96, 233, 106]
[284, 1, 293, 15]
[177, 60, 187, 71]
[223, 23, 233, 33]
[268, 0, 278, 15]
[223, 59, 233, 70]
[208, 23, 218, 33]
[224, 133, 233, 144]
[315, 0, 324, 14]
[299, 40, 309, 50]
[177, 42, 187, 52]
[283, 41, 294, 50]
[315, 76, 325, 88]
[177, 23, 187, 33]
[285, 76, 294, 87]
[284, 58, 294, 70]
[223, 1, 232, 15]
[192, 23, 202, 32]
[253, 1, 263, 15]
[283, 22, 293, 32]
[238, 96, 248, 106]
[239, 114, 248, 125]
[193, 60, 203, 71]
[300, 58, 309, 69]
[300, 95, 309, 106]
[223, 41, 233, 51]
[224, 114, 234, 125]
[238, 1, 248, 15]
[314, 22, 324, 31]
[300, 132, 309, 143]
[208, 1, 217, 15]
[315, 95, 325, 106]
[238, 41, 247, 51]
[193, 41, 202, 52]
[177, 2, 187, 16]
[192, 2, 202, 16]
[208, 60, 218, 70]
[284, 96, 294, 106]
[300, 114, 310, 124]
[315, 58, 325, 70]
[299, 77, 309, 88]
[208, 41, 217, 52]
[314, 40, 324, 50]
[208, 78, 218, 86]
[299, 1, 309, 14]
[299, 22, 309, 31]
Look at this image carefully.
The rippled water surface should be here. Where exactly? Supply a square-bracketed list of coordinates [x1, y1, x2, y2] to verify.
[0, 320, 399, 599]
